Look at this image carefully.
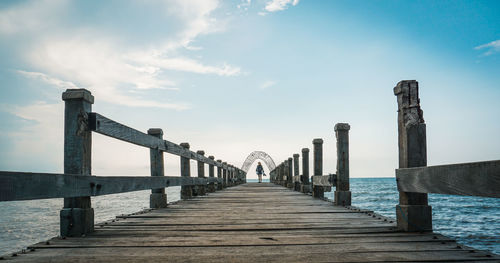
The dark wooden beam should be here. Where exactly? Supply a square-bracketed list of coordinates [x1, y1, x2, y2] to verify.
[396, 160, 500, 198]
[89, 113, 221, 167]
[0, 171, 222, 201]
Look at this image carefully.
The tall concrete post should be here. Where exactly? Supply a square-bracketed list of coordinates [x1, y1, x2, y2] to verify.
[293, 154, 300, 191]
[61, 89, 94, 237]
[287, 157, 293, 188]
[394, 80, 432, 231]
[180, 143, 192, 199]
[196, 150, 206, 196]
[222, 162, 228, 188]
[334, 123, 351, 206]
[301, 148, 310, 193]
[312, 138, 324, 198]
[148, 128, 168, 208]
[216, 159, 223, 190]
[208, 156, 216, 192]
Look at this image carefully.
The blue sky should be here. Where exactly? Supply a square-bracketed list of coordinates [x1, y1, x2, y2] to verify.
[0, 0, 498, 179]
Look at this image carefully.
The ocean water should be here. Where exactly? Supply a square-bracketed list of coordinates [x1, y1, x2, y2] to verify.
[324, 178, 500, 254]
[0, 186, 181, 256]
[1, 179, 499, 255]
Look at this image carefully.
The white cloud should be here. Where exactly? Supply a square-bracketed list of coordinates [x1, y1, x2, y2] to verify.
[16, 70, 78, 90]
[128, 53, 241, 76]
[263, 0, 299, 13]
[260, 80, 276, 89]
[475, 40, 500, 56]
[162, 0, 222, 51]
[1, 0, 240, 110]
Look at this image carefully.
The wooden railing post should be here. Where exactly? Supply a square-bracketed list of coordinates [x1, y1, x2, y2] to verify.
[312, 138, 324, 198]
[229, 165, 234, 186]
[60, 89, 94, 237]
[195, 150, 206, 196]
[394, 80, 432, 232]
[216, 159, 223, 190]
[148, 128, 168, 208]
[180, 142, 192, 199]
[208, 156, 216, 192]
[287, 157, 293, 188]
[274, 166, 278, 185]
[222, 162, 227, 188]
[334, 123, 351, 206]
[280, 162, 287, 187]
[301, 148, 311, 193]
[293, 154, 300, 191]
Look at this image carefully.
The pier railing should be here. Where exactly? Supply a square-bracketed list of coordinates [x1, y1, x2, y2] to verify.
[271, 79, 499, 232]
[0, 89, 246, 237]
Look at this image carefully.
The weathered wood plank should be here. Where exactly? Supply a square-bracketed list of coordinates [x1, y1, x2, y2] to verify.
[13, 246, 499, 263]
[0, 171, 221, 201]
[89, 113, 221, 167]
[396, 160, 500, 198]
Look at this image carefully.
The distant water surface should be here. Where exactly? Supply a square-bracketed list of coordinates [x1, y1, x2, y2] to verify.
[1, 179, 498, 255]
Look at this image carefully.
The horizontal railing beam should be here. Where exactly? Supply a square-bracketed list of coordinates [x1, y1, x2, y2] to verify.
[0, 171, 222, 201]
[396, 160, 500, 198]
[89, 113, 221, 167]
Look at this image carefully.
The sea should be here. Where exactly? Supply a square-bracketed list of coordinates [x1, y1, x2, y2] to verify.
[1, 178, 498, 255]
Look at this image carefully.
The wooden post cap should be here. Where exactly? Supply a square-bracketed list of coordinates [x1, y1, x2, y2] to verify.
[288, 157, 293, 161]
[147, 128, 163, 135]
[197, 150, 205, 155]
[293, 154, 299, 158]
[62, 89, 94, 104]
[302, 148, 310, 153]
[334, 123, 350, 131]
[209, 156, 215, 160]
[394, 80, 417, 96]
[217, 159, 222, 163]
[180, 142, 190, 149]
[313, 138, 323, 144]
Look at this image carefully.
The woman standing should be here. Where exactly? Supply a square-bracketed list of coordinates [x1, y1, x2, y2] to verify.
[256, 162, 264, 183]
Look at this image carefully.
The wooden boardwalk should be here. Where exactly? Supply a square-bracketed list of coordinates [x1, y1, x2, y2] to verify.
[8, 183, 498, 262]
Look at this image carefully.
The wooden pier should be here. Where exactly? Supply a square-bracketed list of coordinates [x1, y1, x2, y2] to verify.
[3, 183, 497, 262]
[1, 80, 499, 262]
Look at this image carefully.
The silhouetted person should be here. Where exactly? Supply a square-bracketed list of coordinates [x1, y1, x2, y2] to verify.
[256, 162, 264, 183]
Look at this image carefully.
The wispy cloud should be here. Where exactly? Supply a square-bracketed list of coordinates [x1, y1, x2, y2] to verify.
[260, 0, 299, 15]
[16, 70, 78, 89]
[1, 0, 239, 110]
[260, 80, 276, 89]
[474, 40, 500, 56]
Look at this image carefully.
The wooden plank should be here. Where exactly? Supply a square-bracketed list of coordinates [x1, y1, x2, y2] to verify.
[13, 246, 499, 263]
[89, 113, 221, 167]
[396, 160, 500, 198]
[31, 235, 458, 248]
[0, 171, 221, 201]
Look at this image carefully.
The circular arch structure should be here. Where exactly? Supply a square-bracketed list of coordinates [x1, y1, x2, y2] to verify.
[241, 151, 276, 173]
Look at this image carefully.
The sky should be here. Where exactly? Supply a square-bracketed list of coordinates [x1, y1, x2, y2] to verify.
[0, 0, 499, 180]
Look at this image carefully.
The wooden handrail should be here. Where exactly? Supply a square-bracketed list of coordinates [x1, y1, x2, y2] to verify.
[396, 160, 500, 198]
[0, 171, 222, 201]
[89, 112, 225, 167]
